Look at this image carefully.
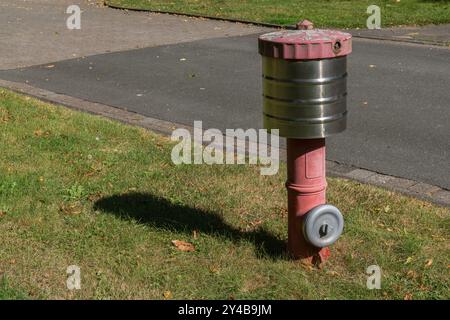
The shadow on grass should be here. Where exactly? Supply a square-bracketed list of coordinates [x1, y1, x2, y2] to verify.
[94, 192, 287, 260]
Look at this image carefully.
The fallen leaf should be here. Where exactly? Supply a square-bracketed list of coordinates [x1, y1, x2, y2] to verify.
[404, 257, 413, 264]
[34, 130, 50, 137]
[59, 203, 82, 215]
[406, 270, 416, 279]
[172, 240, 195, 252]
[419, 284, 430, 292]
[163, 291, 173, 299]
[425, 259, 433, 267]
[209, 266, 220, 274]
[0, 108, 11, 123]
[45, 64, 55, 68]
[301, 261, 314, 271]
[404, 293, 413, 300]
[87, 192, 103, 202]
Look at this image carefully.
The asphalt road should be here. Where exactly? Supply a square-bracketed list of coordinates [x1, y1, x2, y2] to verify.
[0, 35, 449, 189]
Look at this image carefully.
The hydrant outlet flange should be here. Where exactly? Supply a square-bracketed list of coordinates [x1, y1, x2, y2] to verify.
[303, 204, 344, 248]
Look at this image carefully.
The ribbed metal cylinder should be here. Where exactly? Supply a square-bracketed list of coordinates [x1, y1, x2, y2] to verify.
[262, 56, 347, 138]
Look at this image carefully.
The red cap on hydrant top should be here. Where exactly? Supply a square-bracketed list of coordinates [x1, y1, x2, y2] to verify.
[258, 20, 352, 60]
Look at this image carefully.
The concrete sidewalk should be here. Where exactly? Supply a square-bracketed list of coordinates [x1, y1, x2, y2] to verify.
[2, 0, 448, 71]
[0, 0, 265, 70]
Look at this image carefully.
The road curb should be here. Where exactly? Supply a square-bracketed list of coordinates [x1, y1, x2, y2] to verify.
[104, 2, 449, 47]
[1, 79, 449, 207]
[104, 2, 289, 30]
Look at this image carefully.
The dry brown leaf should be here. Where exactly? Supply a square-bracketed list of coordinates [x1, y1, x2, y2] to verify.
[404, 293, 413, 300]
[87, 192, 103, 202]
[209, 266, 220, 274]
[34, 129, 50, 137]
[172, 240, 195, 252]
[419, 285, 430, 292]
[59, 203, 82, 215]
[425, 259, 433, 267]
[163, 291, 173, 299]
[406, 270, 416, 279]
[301, 261, 314, 271]
[0, 108, 11, 123]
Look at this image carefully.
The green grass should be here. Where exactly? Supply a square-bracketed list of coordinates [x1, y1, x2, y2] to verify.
[105, 0, 450, 28]
[0, 89, 449, 299]
[0, 276, 29, 300]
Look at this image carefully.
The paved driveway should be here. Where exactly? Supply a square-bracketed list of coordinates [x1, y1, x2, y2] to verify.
[0, 0, 264, 70]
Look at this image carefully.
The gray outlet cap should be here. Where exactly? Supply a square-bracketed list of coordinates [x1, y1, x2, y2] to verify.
[303, 204, 344, 248]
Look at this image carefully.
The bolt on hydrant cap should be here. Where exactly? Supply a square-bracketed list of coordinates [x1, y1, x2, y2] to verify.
[296, 19, 314, 30]
[258, 20, 352, 60]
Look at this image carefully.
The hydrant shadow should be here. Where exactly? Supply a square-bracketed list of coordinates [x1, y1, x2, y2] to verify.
[93, 192, 287, 261]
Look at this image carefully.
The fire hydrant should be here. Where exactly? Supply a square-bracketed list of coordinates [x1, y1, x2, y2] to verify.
[258, 21, 352, 264]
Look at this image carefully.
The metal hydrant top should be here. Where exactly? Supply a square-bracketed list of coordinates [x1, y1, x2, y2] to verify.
[258, 21, 352, 60]
[258, 21, 353, 139]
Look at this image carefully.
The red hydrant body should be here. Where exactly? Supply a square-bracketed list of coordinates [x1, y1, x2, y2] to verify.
[259, 21, 352, 264]
[286, 138, 329, 263]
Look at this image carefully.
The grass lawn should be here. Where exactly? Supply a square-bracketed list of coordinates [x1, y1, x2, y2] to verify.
[105, 0, 450, 28]
[0, 276, 29, 299]
[0, 88, 449, 299]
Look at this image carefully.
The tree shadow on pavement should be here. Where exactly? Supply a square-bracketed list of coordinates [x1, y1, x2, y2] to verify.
[93, 192, 287, 260]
